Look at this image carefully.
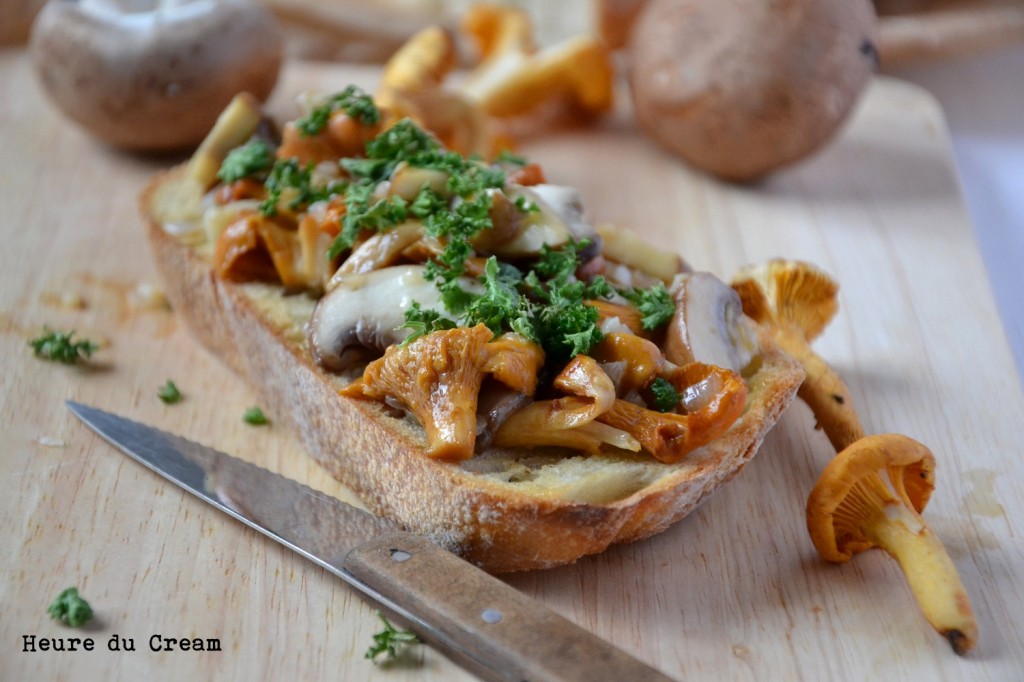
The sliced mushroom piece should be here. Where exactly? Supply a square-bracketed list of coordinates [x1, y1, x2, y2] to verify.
[388, 162, 451, 202]
[664, 272, 759, 373]
[806, 434, 978, 655]
[334, 221, 425, 277]
[487, 184, 595, 258]
[596, 222, 691, 283]
[310, 264, 478, 372]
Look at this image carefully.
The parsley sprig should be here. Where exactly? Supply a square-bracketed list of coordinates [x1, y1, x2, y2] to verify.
[649, 377, 682, 412]
[365, 612, 421, 663]
[622, 283, 675, 330]
[260, 159, 345, 217]
[29, 328, 98, 364]
[218, 139, 273, 184]
[296, 85, 380, 137]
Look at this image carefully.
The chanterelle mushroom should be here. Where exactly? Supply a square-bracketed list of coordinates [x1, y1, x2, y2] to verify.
[731, 259, 864, 450]
[342, 324, 492, 460]
[806, 434, 978, 655]
[30, 0, 282, 151]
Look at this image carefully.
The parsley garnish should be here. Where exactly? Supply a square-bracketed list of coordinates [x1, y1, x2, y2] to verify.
[622, 283, 675, 330]
[514, 194, 539, 213]
[400, 302, 457, 345]
[47, 587, 93, 628]
[296, 85, 380, 137]
[260, 159, 343, 216]
[157, 380, 182, 404]
[365, 612, 421, 663]
[28, 328, 98, 364]
[495, 149, 528, 166]
[650, 377, 682, 412]
[243, 406, 269, 425]
[217, 139, 273, 184]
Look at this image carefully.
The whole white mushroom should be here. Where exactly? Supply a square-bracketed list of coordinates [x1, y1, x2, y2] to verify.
[30, 0, 283, 151]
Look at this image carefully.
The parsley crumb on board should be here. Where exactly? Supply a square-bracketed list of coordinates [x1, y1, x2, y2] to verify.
[28, 328, 98, 364]
[47, 587, 93, 628]
[157, 380, 182, 404]
[243, 406, 269, 425]
[365, 612, 421, 663]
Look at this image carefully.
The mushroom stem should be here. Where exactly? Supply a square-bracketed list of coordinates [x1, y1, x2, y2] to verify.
[770, 326, 865, 451]
[863, 500, 978, 655]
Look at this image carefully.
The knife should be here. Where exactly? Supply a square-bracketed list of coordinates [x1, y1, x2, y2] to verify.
[67, 401, 673, 682]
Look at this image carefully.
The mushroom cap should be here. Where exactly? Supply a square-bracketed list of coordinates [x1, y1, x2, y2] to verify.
[628, 0, 877, 180]
[807, 433, 936, 562]
[29, 0, 282, 151]
[732, 259, 839, 342]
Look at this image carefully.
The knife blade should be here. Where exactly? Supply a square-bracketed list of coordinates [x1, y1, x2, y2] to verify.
[66, 401, 674, 682]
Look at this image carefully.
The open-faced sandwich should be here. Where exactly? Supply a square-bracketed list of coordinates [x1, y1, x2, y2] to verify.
[140, 88, 803, 572]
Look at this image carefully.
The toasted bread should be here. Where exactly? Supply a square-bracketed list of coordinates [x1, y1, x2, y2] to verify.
[141, 167, 802, 572]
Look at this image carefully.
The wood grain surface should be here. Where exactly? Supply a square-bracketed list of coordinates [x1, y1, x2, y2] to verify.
[2, 52, 1023, 681]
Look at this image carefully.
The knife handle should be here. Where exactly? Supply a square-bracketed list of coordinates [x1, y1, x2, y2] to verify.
[343, 531, 674, 682]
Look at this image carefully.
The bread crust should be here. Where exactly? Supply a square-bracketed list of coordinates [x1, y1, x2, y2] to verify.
[141, 168, 804, 572]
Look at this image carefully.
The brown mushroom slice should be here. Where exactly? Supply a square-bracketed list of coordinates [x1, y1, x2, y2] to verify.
[806, 434, 978, 655]
[597, 362, 747, 463]
[335, 222, 425, 276]
[485, 184, 596, 258]
[342, 324, 492, 460]
[493, 355, 635, 453]
[596, 223, 691, 284]
[589, 333, 663, 396]
[731, 259, 864, 450]
[188, 93, 264, 190]
[665, 272, 759, 373]
[388, 163, 450, 202]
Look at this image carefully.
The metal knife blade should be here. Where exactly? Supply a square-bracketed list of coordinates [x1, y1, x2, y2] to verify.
[67, 401, 674, 682]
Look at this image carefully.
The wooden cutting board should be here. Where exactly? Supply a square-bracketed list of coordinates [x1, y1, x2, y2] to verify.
[2, 53, 1022, 681]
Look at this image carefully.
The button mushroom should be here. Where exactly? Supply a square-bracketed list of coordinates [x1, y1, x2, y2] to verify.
[309, 265, 477, 372]
[731, 259, 863, 451]
[30, 0, 282, 151]
[342, 324, 493, 460]
[665, 272, 760, 374]
[806, 434, 978, 655]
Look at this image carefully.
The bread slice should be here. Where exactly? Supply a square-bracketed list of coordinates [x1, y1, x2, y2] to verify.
[141, 167, 803, 573]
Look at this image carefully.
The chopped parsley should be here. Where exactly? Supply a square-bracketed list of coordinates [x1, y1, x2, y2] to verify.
[400, 302, 457, 345]
[217, 139, 273, 184]
[622, 283, 675, 330]
[47, 587, 93, 628]
[28, 328, 98, 364]
[243, 406, 269, 425]
[495, 149, 528, 166]
[296, 85, 380, 136]
[157, 380, 182, 404]
[649, 377, 682, 412]
[365, 612, 421, 663]
[260, 159, 344, 216]
[514, 194, 539, 213]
